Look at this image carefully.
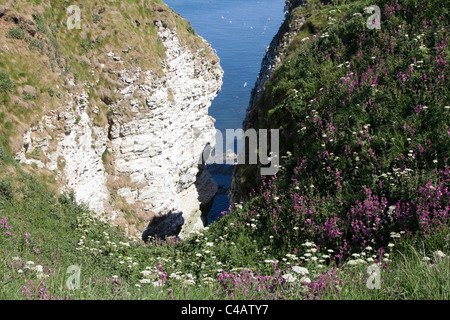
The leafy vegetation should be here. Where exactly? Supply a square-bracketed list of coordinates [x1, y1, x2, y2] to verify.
[0, 0, 448, 300]
[0, 71, 14, 93]
[6, 25, 25, 39]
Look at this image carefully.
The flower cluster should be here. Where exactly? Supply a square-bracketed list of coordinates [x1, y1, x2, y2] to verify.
[0, 216, 13, 237]
[139, 262, 167, 289]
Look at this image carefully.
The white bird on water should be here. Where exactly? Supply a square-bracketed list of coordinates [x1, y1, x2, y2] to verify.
[243, 82, 247, 87]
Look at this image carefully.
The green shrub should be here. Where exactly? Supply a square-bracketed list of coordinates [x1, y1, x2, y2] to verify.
[0, 71, 14, 93]
[6, 26, 25, 39]
[33, 13, 48, 35]
[186, 25, 196, 35]
[49, 24, 58, 35]
[23, 93, 35, 100]
[4, 122, 13, 131]
[92, 14, 101, 24]
[80, 40, 95, 53]
[0, 179, 13, 200]
[28, 39, 45, 52]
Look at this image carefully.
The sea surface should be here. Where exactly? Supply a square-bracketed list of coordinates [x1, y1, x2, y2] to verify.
[163, 0, 287, 222]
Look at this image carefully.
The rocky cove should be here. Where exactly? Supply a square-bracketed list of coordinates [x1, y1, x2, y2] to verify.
[3, 0, 288, 241]
[8, 2, 224, 239]
[1, 0, 449, 302]
[163, 0, 288, 223]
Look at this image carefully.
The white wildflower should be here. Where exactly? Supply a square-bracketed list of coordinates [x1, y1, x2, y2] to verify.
[434, 251, 446, 259]
[34, 265, 44, 273]
[184, 279, 196, 286]
[300, 276, 311, 284]
[282, 273, 297, 283]
[139, 279, 152, 284]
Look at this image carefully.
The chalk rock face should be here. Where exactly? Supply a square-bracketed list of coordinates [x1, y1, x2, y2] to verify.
[15, 90, 110, 214]
[110, 24, 222, 238]
[15, 23, 223, 239]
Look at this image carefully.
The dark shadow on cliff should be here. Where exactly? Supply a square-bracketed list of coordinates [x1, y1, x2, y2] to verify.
[141, 211, 184, 242]
[204, 163, 234, 224]
[196, 142, 219, 226]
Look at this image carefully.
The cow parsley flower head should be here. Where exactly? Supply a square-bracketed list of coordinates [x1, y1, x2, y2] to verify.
[434, 251, 446, 259]
[34, 265, 44, 273]
[282, 273, 297, 283]
[139, 279, 152, 284]
[300, 276, 311, 284]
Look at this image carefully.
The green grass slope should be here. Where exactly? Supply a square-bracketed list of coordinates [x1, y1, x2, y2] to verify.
[0, 0, 449, 300]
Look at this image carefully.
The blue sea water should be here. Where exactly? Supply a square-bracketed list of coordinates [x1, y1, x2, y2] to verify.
[163, 0, 286, 222]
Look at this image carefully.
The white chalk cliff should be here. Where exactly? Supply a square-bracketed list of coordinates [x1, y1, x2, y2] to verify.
[15, 22, 224, 239]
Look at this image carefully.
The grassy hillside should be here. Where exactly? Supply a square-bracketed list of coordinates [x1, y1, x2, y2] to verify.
[1, 0, 449, 300]
[0, 0, 211, 154]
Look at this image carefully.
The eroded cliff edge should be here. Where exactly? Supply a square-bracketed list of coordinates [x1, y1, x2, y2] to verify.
[0, 1, 223, 239]
[229, 0, 307, 205]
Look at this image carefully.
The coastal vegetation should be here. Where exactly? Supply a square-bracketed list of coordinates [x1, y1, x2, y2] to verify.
[1, 0, 449, 300]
